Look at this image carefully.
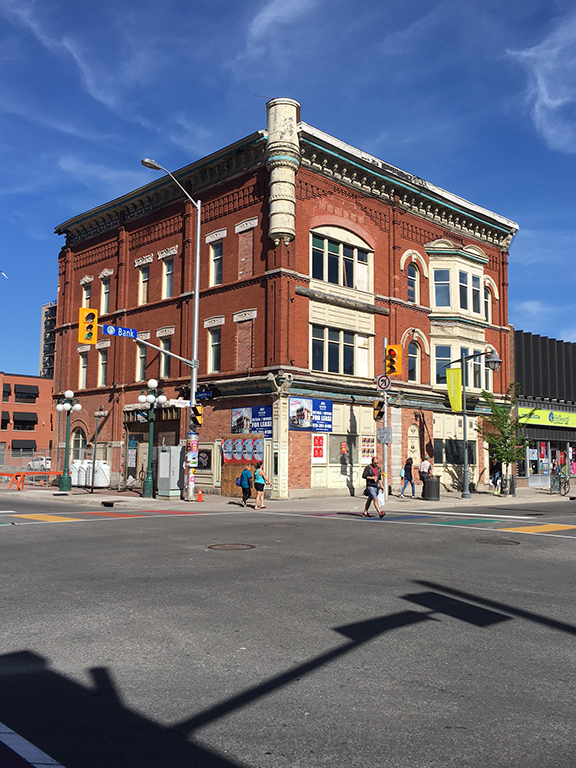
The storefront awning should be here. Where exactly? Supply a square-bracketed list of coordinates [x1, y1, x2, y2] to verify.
[12, 440, 36, 449]
[13, 412, 38, 422]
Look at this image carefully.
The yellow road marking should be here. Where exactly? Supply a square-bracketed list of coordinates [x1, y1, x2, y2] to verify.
[11, 514, 84, 523]
[499, 524, 576, 533]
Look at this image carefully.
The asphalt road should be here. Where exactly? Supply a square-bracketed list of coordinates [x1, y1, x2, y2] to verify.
[0, 496, 575, 768]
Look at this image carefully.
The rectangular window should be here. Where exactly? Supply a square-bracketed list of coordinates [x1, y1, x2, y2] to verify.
[2, 385, 9, 403]
[473, 349, 481, 388]
[79, 352, 88, 389]
[100, 278, 110, 315]
[137, 343, 147, 381]
[434, 269, 451, 307]
[82, 283, 91, 308]
[209, 328, 221, 372]
[160, 337, 171, 378]
[484, 288, 491, 323]
[211, 242, 223, 286]
[459, 271, 468, 310]
[310, 326, 369, 377]
[98, 349, 107, 387]
[139, 266, 149, 305]
[163, 258, 174, 299]
[310, 235, 371, 291]
[472, 276, 481, 313]
[435, 345, 452, 384]
[485, 365, 491, 392]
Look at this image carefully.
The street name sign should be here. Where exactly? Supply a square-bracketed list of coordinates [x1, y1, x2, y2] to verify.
[103, 325, 138, 339]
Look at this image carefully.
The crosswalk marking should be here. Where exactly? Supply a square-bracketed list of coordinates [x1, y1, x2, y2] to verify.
[498, 524, 576, 533]
[429, 518, 502, 526]
[83, 511, 146, 518]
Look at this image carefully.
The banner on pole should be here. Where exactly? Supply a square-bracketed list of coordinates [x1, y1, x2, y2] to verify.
[446, 367, 462, 412]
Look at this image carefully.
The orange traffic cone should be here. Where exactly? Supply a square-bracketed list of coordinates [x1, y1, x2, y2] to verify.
[197, 488, 203, 502]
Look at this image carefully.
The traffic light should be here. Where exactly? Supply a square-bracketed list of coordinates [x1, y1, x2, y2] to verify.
[373, 399, 385, 421]
[385, 344, 402, 376]
[78, 307, 98, 344]
[191, 403, 204, 428]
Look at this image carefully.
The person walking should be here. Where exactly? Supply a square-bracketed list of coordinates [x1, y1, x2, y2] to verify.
[418, 456, 432, 498]
[362, 456, 385, 518]
[239, 465, 253, 506]
[400, 457, 415, 498]
[253, 461, 270, 509]
[490, 457, 502, 492]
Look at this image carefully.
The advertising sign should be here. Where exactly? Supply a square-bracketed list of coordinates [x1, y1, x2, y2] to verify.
[231, 406, 272, 438]
[289, 398, 333, 432]
[222, 436, 264, 463]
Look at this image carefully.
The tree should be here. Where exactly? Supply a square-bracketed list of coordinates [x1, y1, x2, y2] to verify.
[478, 383, 534, 477]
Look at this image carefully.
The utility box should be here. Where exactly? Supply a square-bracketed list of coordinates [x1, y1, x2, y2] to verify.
[157, 446, 184, 499]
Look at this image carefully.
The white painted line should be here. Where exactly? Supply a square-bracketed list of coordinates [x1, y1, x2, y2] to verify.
[403, 510, 535, 520]
[0, 510, 19, 515]
[0, 722, 66, 766]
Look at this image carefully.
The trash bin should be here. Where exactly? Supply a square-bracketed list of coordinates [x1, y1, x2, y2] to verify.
[423, 475, 440, 501]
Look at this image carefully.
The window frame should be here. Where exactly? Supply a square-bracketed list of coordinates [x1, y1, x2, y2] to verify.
[210, 241, 224, 287]
[408, 341, 420, 382]
[82, 283, 91, 309]
[100, 277, 110, 315]
[78, 352, 88, 389]
[136, 343, 147, 381]
[407, 263, 419, 304]
[311, 325, 370, 378]
[310, 233, 371, 292]
[472, 275, 481, 314]
[98, 348, 108, 387]
[163, 257, 174, 299]
[160, 337, 171, 378]
[435, 345, 452, 385]
[484, 287, 492, 323]
[434, 269, 451, 308]
[208, 328, 221, 373]
[459, 271, 468, 310]
[139, 265, 150, 305]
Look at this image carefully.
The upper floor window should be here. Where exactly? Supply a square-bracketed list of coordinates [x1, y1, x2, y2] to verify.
[163, 258, 174, 299]
[459, 271, 468, 310]
[136, 343, 147, 381]
[311, 325, 369, 378]
[160, 337, 171, 378]
[82, 283, 91, 308]
[408, 341, 420, 382]
[434, 269, 450, 307]
[435, 345, 451, 384]
[139, 266, 150, 305]
[472, 276, 481, 314]
[209, 328, 221, 373]
[311, 235, 369, 291]
[473, 349, 482, 389]
[100, 278, 110, 315]
[78, 352, 88, 389]
[98, 349, 108, 387]
[407, 263, 419, 304]
[484, 287, 491, 323]
[211, 242, 223, 286]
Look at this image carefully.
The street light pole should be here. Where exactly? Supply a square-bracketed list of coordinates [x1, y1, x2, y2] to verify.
[138, 379, 167, 498]
[55, 390, 82, 492]
[141, 159, 200, 500]
[446, 349, 502, 499]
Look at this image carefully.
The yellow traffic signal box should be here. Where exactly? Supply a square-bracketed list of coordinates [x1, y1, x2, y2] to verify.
[191, 403, 204, 427]
[78, 308, 98, 344]
[385, 344, 402, 376]
[373, 399, 385, 421]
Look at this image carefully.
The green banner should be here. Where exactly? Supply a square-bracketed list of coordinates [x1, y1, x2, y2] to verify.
[446, 367, 462, 412]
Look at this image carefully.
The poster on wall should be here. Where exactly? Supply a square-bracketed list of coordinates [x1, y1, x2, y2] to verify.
[231, 406, 272, 438]
[311, 433, 327, 464]
[289, 398, 333, 432]
[222, 436, 264, 463]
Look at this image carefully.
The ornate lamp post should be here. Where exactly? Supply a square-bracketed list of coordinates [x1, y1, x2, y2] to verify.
[138, 378, 167, 498]
[55, 390, 82, 492]
[446, 349, 502, 498]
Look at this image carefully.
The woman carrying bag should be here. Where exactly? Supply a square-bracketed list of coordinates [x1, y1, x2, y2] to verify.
[400, 457, 415, 498]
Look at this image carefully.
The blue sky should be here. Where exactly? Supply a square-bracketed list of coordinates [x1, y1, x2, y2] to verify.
[1, 0, 576, 374]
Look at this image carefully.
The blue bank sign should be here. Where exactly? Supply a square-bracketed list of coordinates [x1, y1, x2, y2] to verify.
[103, 325, 138, 339]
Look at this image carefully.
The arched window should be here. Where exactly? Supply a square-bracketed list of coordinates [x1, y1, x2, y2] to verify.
[484, 287, 491, 323]
[407, 263, 419, 304]
[72, 428, 86, 461]
[408, 341, 420, 382]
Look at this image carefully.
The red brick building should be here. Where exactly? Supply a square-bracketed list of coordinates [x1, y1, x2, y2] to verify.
[53, 98, 517, 497]
[1, 372, 53, 467]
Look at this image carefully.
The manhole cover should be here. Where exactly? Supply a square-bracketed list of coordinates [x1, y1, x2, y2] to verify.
[207, 543, 256, 551]
[475, 538, 520, 546]
[264, 523, 298, 528]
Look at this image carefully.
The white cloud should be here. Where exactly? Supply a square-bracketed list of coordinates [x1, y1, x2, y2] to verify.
[509, 12, 576, 153]
[559, 326, 576, 343]
[233, 0, 320, 62]
[57, 155, 147, 195]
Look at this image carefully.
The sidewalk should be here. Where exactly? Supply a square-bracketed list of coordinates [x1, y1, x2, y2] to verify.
[0, 482, 570, 515]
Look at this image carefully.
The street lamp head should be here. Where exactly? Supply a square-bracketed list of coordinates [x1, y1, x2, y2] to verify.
[148, 378, 159, 390]
[157, 394, 168, 404]
[138, 394, 148, 404]
[56, 403, 64, 412]
[63, 402, 72, 411]
[146, 394, 156, 404]
[73, 403, 82, 411]
[485, 349, 502, 371]
[64, 389, 74, 399]
[141, 158, 164, 172]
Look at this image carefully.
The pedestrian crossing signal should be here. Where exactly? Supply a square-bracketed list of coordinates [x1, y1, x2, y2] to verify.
[385, 344, 402, 376]
[78, 308, 98, 344]
[373, 399, 385, 421]
[191, 403, 204, 428]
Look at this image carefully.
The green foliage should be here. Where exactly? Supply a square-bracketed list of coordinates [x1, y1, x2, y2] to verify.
[478, 383, 533, 471]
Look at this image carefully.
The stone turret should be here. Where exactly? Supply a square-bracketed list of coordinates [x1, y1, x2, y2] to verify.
[265, 98, 301, 245]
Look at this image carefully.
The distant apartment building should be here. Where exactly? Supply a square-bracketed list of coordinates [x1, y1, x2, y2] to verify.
[0, 372, 53, 463]
[52, 98, 517, 496]
[40, 301, 57, 378]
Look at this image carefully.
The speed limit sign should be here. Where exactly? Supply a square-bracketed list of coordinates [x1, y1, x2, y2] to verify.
[376, 374, 391, 391]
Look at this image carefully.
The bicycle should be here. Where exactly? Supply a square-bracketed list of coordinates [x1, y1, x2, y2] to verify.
[559, 475, 570, 497]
